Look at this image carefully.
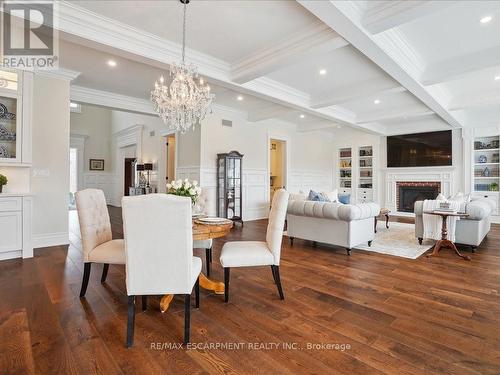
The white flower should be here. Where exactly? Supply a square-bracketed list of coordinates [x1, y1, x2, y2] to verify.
[196, 187, 202, 194]
[189, 188, 196, 195]
[192, 180, 198, 186]
[184, 178, 189, 184]
[184, 181, 191, 189]
[166, 183, 172, 189]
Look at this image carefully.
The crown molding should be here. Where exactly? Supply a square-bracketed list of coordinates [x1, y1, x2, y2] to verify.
[71, 85, 155, 115]
[36, 68, 80, 81]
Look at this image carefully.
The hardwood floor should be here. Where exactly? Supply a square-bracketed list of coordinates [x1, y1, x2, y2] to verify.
[1, 207, 500, 374]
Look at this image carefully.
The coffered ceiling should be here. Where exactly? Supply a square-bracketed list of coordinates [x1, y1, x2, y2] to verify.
[49, 0, 500, 134]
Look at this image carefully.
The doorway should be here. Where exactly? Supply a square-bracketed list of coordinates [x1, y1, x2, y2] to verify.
[269, 138, 287, 203]
[166, 134, 176, 183]
[124, 158, 136, 196]
[69, 147, 78, 209]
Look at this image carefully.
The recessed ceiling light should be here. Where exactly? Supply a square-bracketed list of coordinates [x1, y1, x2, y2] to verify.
[495, 75, 500, 81]
[300, 114, 305, 119]
[237, 95, 244, 101]
[107, 60, 117, 67]
[319, 69, 327, 75]
[374, 99, 381, 104]
[480, 15, 493, 24]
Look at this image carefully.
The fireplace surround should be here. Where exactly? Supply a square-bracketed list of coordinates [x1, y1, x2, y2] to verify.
[396, 181, 441, 213]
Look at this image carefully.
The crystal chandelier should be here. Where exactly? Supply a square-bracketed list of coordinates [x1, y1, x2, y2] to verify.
[151, 0, 214, 133]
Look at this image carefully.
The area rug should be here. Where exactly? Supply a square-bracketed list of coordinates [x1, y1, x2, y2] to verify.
[355, 222, 434, 259]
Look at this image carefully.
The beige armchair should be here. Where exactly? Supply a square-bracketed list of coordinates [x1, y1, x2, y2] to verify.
[75, 189, 125, 297]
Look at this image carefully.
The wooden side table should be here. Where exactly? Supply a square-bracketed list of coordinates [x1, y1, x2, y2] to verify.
[374, 208, 390, 233]
[423, 211, 470, 261]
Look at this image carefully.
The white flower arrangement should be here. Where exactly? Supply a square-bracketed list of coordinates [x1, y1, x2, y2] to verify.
[166, 179, 201, 204]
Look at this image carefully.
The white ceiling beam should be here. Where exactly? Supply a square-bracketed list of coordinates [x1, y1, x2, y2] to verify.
[421, 45, 500, 85]
[55, 1, 363, 129]
[248, 105, 291, 122]
[448, 89, 500, 111]
[362, 0, 456, 34]
[297, 0, 462, 128]
[311, 79, 405, 108]
[231, 23, 348, 84]
[297, 122, 337, 132]
[357, 106, 434, 124]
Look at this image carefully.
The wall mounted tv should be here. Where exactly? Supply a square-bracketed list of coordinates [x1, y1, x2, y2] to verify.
[387, 130, 452, 168]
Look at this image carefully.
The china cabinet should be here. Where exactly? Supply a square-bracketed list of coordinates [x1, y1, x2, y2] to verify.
[217, 151, 243, 225]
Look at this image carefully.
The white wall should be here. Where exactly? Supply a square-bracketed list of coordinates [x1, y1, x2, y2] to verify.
[70, 104, 112, 172]
[31, 75, 70, 246]
[199, 107, 335, 220]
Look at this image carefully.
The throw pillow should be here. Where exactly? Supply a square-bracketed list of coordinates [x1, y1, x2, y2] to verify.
[322, 189, 338, 202]
[338, 194, 351, 204]
[308, 190, 329, 202]
[436, 193, 446, 201]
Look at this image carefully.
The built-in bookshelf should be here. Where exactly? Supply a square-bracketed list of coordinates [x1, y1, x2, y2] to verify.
[339, 147, 352, 192]
[358, 146, 373, 189]
[473, 136, 500, 192]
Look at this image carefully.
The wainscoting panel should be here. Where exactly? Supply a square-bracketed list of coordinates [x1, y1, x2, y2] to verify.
[83, 173, 120, 207]
[288, 170, 333, 194]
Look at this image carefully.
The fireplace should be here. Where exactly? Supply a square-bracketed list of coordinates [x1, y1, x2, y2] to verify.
[396, 182, 441, 213]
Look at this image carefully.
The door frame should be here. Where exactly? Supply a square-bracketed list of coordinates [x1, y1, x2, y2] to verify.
[267, 133, 290, 203]
[69, 134, 87, 192]
[158, 130, 178, 193]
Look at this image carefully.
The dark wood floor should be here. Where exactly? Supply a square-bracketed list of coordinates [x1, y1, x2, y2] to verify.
[1, 208, 500, 374]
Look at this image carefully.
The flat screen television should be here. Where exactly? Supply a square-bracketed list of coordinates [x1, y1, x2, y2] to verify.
[387, 130, 452, 167]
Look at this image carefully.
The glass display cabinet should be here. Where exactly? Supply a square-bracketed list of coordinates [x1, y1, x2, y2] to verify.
[0, 70, 21, 162]
[217, 151, 243, 225]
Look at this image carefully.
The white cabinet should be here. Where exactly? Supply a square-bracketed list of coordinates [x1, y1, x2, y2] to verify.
[0, 195, 32, 260]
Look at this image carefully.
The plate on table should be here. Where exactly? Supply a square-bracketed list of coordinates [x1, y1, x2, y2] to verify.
[195, 217, 232, 225]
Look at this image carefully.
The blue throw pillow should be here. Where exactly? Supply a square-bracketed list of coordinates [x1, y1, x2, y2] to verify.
[338, 194, 351, 204]
[308, 190, 328, 202]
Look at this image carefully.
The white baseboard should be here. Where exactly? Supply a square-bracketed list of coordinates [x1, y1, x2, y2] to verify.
[0, 250, 22, 261]
[33, 232, 69, 249]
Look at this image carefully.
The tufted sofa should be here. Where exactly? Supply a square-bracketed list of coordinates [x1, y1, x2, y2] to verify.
[286, 200, 380, 255]
[414, 198, 494, 250]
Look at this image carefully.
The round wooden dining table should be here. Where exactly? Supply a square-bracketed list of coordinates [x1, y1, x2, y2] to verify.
[160, 219, 233, 312]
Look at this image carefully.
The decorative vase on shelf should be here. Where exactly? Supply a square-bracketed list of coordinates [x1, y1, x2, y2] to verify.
[483, 167, 491, 177]
[478, 155, 487, 163]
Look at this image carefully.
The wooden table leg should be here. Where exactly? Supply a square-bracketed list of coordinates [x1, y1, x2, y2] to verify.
[199, 273, 225, 295]
[385, 214, 390, 229]
[374, 217, 378, 233]
[160, 273, 225, 313]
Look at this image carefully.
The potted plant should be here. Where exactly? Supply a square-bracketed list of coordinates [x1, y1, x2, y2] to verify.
[491, 182, 499, 191]
[0, 174, 7, 193]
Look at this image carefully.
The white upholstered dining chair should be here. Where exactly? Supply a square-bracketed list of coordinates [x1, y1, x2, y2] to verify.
[76, 189, 125, 298]
[121, 194, 202, 347]
[219, 189, 289, 303]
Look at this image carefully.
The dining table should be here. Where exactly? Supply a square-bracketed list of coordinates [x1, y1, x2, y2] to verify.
[160, 218, 233, 312]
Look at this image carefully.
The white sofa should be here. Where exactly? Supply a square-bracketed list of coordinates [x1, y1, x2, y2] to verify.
[286, 199, 380, 255]
[414, 198, 494, 250]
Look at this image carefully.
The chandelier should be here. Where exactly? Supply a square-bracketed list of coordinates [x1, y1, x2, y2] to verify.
[151, 0, 214, 133]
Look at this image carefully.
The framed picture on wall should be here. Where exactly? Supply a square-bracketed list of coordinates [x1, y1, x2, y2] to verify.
[89, 159, 104, 171]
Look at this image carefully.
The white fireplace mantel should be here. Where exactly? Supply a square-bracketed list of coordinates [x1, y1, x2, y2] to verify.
[384, 167, 455, 213]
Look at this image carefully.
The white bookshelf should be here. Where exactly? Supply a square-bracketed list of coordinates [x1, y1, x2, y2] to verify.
[473, 136, 499, 193]
[338, 147, 352, 194]
[357, 146, 373, 203]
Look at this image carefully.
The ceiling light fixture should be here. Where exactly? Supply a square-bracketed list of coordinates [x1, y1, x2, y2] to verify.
[151, 0, 214, 133]
[237, 95, 243, 101]
[107, 60, 117, 67]
[300, 114, 305, 119]
[374, 99, 381, 104]
[319, 69, 327, 75]
[480, 15, 493, 24]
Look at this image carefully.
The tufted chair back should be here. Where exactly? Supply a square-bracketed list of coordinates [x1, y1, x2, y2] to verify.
[75, 189, 112, 262]
[266, 189, 289, 265]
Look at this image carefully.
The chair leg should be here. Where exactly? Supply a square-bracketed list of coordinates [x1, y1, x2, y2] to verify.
[101, 263, 109, 283]
[126, 296, 135, 348]
[184, 294, 191, 345]
[346, 248, 352, 256]
[224, 268, 230, 303]
[205, 248, 211, 277]
[418, 237, 423, 245]
[271, 265, 277, 284]
[80, 263, 91, 297]
[209, 246, 213, 262]
[142, 296, 147, 311]
[290, 236, 294, 246]
[368, 240, 372, 247]
[195, 277, 200, 308]
[272, 265, 285, 300]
